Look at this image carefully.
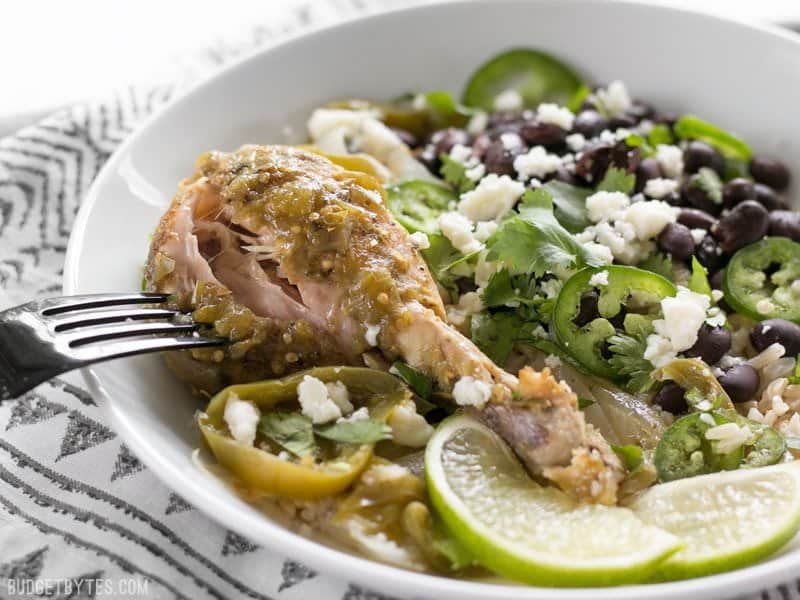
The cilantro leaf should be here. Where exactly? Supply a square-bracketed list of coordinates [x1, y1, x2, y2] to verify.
[607, 330, 657, 393]
[391, 361, 433, 400]
[578, 397, 595, 409]
[566, 84, 591, 113]
[611, 444, 644, 471]
[481, 270, 539, 309]
[597, 167, 635, 194]
[421, 234, 464, 295]
[637, 252, 674, 282]
[541, 180, 592, 233]
[486, 188, 599, 278]
[789, 360, 800, 386]
[314, 419, 393, 445]
[471, 311, 524, 365]
[258, 412, 315, 457]
[624, 134, 654, 157]
[688, 256, 713, 299]
[439, 154, 476, 194]
[690, 167, 723, 204]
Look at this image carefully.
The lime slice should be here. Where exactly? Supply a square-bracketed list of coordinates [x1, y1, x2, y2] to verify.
[425, 414, 682, 586]
[630, 462, 800, 581]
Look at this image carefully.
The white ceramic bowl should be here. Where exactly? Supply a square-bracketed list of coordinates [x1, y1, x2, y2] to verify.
[64, 1, 800, 598]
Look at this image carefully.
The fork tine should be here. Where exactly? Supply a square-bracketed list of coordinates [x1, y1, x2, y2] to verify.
[40, 292, 170, 316]
[70, 335, 225, 363]
[64, 321, 198, 347]
[49, 307, 179, 332]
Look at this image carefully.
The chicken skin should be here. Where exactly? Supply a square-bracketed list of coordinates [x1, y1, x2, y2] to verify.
[145, 144, 623, 503]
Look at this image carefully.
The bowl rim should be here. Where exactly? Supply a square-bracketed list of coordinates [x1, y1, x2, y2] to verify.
[63, 1, 800, 597]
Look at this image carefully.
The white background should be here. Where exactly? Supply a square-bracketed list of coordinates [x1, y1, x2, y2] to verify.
[1, 0, 800, 119]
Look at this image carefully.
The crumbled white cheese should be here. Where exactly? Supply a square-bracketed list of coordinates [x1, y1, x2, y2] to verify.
[411, 94, 428, 110]
[595, 80, 631, 116]
[493, 89, 523, 111]
[585, 191, 630, 223]
[536, 103, 575, 130]
[643, 178, 679, 199]
[474, 220, 498, 242]
[583, 241, 614, 265]
[540, 278, 562, 299]
[439, 211, 482, 254]
[339, 406, 370, 423]
[452, 376, 493, 408]
[388, 400, 434, 447]
[307, 109, 432, 182]
[500, 132, 523, 150]
[513, 146, 562, 180]
[446, 291, 483, 327]
[364, 324, 381, 347]
[467, 111, 489, 136]
[690, 228, 707, 245]
[598, 129, 617, 144]
[644, 286, 711, 367]
[566, 133, 587, 152]
[464, 163, 486, 181]
[458, 174, 525, 222]
[705, 422, 754, 454]
[623, 200, 678, 241]
[544, 355, 563, 369]
[325, 381, 353, 415]
[655, 144, 684, 179]
[588, 271, 610, 287]
[223, 394, 261, 446]
[474, 251, 502, 288]
[781, 413, 800, 437]
[449, 143, 473, 163]
[409, 231, 430, 249]
[298, 375, 342, 424]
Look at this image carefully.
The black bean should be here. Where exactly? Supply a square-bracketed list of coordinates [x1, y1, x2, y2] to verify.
[712, 200, 769, 253]
[696, 235, 726, 271]
[608, 309, 627, 330]
[519, 121, 566, 147]
[678, 208, 717, 230]
[751, 319, 800, 356]
[653, 383, 688, 414]
[769, 210, 800, 241]
[610, 140, 641, 174]
[653, 112, 677, 126]
[753, 183, 789, 211]
[574, 292, 600, 327]
[684, 141, 725, 176]
[682, 176, 722, 215]
[709, 269, 724, 291]
[487, 111, 523, 129]
[625, 101, 655, 122]
[575, 142, 613, 182]
[483, 139, 523, 177]
[416, 148, 440, 174]
[685, 324, 732, 365]
[635, 157, 662, 193]
[391, 127, 418, 148]
[428, 127, 470, 157]
[721, 178, 755, 209]
[573, 109, 608, 138]
[662, 190, 686, 207]
[718, 364, 760, 404]
[609, 114, 637, 129]
[470, 133, 491, 161]
[750, 156, 791, 191]
[657, 223, 695, 260]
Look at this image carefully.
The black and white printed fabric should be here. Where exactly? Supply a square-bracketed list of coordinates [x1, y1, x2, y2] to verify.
[0, 1, 796, 598]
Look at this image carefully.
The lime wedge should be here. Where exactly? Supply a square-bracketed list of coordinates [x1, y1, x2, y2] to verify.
[425, 414, 682, 586]
[630, 462, 800, 581]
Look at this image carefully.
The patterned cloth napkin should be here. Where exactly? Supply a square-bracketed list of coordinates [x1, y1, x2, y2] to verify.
[0, 1, 797, 599]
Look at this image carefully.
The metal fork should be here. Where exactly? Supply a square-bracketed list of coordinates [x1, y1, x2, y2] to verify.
[0, 292, 225, 401]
